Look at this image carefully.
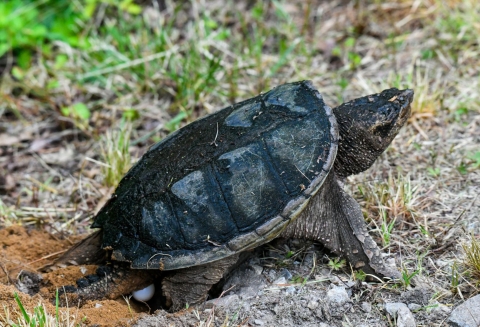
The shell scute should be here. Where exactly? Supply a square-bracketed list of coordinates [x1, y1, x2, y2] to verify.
[93, 81, 338, 270]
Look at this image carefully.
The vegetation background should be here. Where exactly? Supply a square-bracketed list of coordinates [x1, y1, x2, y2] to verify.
[0, 0, 479, 326]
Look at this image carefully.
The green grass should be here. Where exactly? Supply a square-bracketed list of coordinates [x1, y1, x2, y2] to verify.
[1, 291, 81, 327]
[328, 257, 346, 271]
[357, 172, 423, 247]
[98, 120, 133, 188]
[463, 236, 480, 283]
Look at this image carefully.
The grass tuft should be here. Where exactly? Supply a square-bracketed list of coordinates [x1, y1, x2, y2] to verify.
[98, 121, 133, 188]
[1, 291, 78, 327]
[463, 235, 480, 283]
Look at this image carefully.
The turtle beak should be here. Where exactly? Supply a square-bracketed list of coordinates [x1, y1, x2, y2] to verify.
[397, 89, 414, 119]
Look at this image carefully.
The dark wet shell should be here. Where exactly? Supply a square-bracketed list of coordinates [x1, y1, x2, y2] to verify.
[93, 81, 338, 270]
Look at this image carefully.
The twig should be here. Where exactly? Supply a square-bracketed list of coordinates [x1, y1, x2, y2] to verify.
[0, 262, 14, 284]
[26, 249, 68, 265]
[210, 122, 219, 147]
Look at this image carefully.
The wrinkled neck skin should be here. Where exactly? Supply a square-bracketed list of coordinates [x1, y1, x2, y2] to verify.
[333, 117, 387, 178]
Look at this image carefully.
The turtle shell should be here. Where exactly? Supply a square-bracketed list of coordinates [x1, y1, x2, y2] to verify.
[93, 81, 338, 270]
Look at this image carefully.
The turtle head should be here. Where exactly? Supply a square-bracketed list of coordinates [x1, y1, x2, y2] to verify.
[333, 88, 414, 177]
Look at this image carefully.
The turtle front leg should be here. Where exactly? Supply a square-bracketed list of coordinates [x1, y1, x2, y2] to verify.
[162, 254, 239, 311]
[281, 172, 399, 279]
[57, 264, 157, 306]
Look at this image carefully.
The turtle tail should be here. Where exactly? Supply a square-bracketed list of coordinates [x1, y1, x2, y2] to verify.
[40, 231, 106, 272]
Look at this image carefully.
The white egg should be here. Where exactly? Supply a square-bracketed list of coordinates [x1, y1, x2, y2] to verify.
[132, 284, 155, 302]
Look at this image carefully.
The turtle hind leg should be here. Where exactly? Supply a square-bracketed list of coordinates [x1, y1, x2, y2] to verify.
[57, 263, 157, 306]
[281, 172, 399, 279]
[162, 254, 240, 311]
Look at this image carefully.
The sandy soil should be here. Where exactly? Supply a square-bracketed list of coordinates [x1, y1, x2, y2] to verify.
[0, 226, 147, 327]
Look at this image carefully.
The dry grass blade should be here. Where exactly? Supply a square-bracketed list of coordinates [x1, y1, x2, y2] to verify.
[463, 236, 480, 282]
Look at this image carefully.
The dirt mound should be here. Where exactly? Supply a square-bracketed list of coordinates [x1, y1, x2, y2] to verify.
[0, 226, 146, 327]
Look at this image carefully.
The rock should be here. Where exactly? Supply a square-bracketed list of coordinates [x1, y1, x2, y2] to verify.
[249, 264, 263, 275]
[328, 275, 342, 284]
[345, 281, 356, 288]
[428, 302, 451, 321]
[408, 303, 422, 311]
[385, 302, 416, 327]
[326, 286, 349, 305]
[448, 294, 480, 327]
[265, 269, 277, 281]
[308, 300, 319, 310]
[254, 319, 264, 325]
[280, 268, 292, 280]
[361, 302, 372, 313]
[273, 277, 286, 285]
[429, 302, 451, 315]
[205, 294, 240, 309]
[222, 262, 266, 300]
[386, 258, 396, 267]
[400, 288, 432, 306]
[285, 286, 295, 295]
[303, 253, 315, 267]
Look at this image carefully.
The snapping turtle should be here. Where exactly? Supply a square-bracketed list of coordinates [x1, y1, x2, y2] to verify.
[46, 81, 413, 310]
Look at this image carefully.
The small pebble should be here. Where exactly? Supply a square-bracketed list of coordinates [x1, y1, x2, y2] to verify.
[429, 303, 451, 315]
[326, 286, 349, 305]
[307, 301, 319, 310]
[385, 302, 416, 327]
[205, 294, 239, 309]
[285, 286, 295, 295]
[254, 319, 264, 325]
[273, 277, 286, 285]
[250, 264, 263, 275]
[361, 302, 372, 313]
[95, 303, 102, 308]
[329, 276, 341, 284]
[280, 268, 292, 280]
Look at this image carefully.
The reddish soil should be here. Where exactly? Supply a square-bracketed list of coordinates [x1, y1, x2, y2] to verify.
[0, 226, 148, 326]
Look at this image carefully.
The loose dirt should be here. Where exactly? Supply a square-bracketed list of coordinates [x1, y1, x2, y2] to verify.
[0, 226, 146, 327]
